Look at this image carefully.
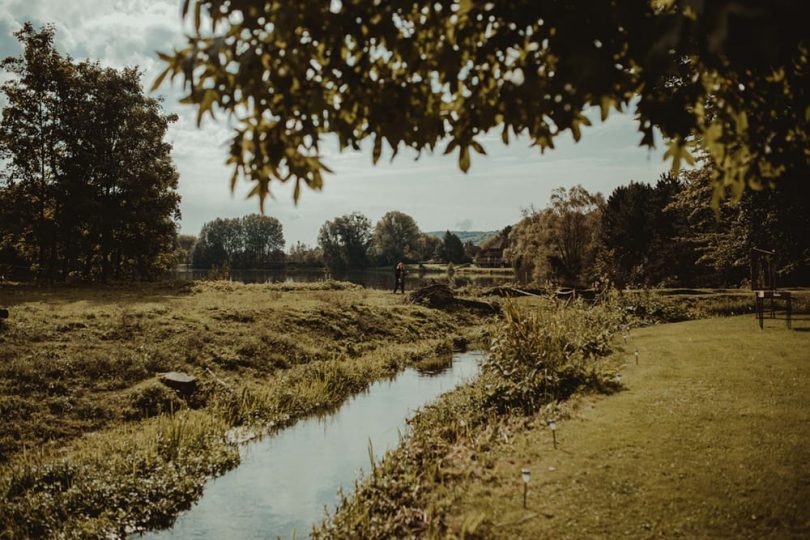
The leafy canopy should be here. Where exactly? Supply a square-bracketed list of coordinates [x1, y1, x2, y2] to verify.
[156, 1, 808, 209]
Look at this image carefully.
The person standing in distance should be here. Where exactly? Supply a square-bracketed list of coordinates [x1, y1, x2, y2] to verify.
[393, 262, 406, 293]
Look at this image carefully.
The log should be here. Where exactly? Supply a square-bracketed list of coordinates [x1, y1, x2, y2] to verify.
[160, 371, 197, 394]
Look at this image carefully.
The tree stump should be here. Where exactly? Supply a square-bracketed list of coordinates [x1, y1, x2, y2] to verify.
[160, 371, 197, 395]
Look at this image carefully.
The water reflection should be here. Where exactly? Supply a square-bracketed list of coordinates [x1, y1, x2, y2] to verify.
[139, 352, 481, 539]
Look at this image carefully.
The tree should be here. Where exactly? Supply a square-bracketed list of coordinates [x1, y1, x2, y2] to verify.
[371, 211, 422, 266]
[156, 1, 808, 209]
[0, 23, 181, 280]
[191, 215, 285, 269]
[287, 242, 324, 267]
[598, 181, 657, 286]
[417, 233, 443, 263]
[176, 234, 197, 265]
[442, 231, 468, 265]
[239, 214, 285, 268]
[318, 212, 372, 270]
[506, 186, 603, 286]
[669, 162, 810, 286]
[598, 176, 696, 287]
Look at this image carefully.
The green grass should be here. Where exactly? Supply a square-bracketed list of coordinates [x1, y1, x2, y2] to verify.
[313, 298, 809, 539]
[0, 280, 490, 537]
[438, 315, 810, 538]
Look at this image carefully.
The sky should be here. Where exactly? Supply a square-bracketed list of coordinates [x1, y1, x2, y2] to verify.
[0, 0, 672, 248]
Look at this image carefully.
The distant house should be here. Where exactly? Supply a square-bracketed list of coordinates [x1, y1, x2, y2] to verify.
[475, 235, 509, 268]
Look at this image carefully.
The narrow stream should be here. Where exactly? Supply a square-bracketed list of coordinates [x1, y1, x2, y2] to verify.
[140, 351, 482, 539]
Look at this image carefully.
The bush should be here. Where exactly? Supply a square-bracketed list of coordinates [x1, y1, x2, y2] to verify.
[483, 299, 621, 414]
[126, 381, 186, 420]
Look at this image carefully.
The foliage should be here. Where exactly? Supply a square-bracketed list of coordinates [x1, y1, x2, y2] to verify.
[318, 212, 373, 270]
[370, 210, 422, 265]
[175, 234, 197, 265]
[484, 300, 621, 414]
[125, 381, 187, 420]
[286, 241, 324, 267]
[417, 233, 444, 263]
[669, 162, 810, 286]
[424, 230, 498, 247]
[597, 175, 695, 287]
[442, 231, 469, 264]
[506, 186, 603, 286]
[191, 214, 285, 269]
[0, 23, 181, 281]
[156, 1, 808, 208]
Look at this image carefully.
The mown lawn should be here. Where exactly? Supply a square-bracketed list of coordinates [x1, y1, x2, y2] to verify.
[443, 314, 810, 538]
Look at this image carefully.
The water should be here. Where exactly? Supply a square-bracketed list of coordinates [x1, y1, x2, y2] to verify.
[171, 267, 514, 291]
[139, 352, 482, 539]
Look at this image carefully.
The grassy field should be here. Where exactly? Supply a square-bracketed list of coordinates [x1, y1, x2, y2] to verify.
[0, 280, 489, 537]
[436, 314, 810, 538]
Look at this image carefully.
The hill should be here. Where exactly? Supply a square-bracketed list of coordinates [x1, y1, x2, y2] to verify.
[425, 230, 498, 246]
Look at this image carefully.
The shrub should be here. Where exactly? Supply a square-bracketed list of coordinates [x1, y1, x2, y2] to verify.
[125, 381, 186, 420]
[483, 299, 621, 414]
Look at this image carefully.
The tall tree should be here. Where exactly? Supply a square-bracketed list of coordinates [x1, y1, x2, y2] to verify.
[191, 215, 284, 269]
[598, 181, 657, 286]
[669, 163, 810, 286]
[157, 1, 808, 208]
[371, 211, 422, 266]
[318, 212, 372, 271]
[442, 231, 468, 264]
[418, 233, 443, 263]
[0, 23, 181, 280]
[506, 186, 603, 286]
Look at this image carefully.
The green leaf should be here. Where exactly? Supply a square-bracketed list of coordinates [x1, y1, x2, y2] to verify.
[372, 134, 382, 164]
[150, 66, 171, 92]
[599, 96, 614, 122]
[662, 139, 695, 174]
[459, 146, 470, 173]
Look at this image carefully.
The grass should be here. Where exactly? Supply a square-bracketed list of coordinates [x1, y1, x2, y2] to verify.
[0, 279, 490, 538]
[426, 315, 810, 538]
[313, 296, 809, 539]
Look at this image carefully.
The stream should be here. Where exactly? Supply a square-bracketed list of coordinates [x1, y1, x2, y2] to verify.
[139, 351, 482, 539]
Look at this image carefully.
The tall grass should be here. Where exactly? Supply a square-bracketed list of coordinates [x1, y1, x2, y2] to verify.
[0, 410, 238, 539]
[314, 298, 624, 539]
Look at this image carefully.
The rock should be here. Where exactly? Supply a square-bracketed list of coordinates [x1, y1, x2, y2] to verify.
[160, 371, 197, 394]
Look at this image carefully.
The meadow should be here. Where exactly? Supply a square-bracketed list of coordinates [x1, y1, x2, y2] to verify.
[0, 280, 488, 537]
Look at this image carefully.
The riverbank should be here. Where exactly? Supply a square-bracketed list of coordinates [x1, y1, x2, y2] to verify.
[314, 305, 810, 538]
[0, 280, 492, 537]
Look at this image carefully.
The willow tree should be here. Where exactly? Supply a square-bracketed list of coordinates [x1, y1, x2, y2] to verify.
[155, 0, 808, 208]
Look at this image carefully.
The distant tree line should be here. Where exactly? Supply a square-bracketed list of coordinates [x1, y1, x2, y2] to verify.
[506, 161, 810, 288]
[316, 211, 472, 271]
[0, 24, 180, 280]
[181, 210, 482, 272]
[191, 215, 284, 269]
